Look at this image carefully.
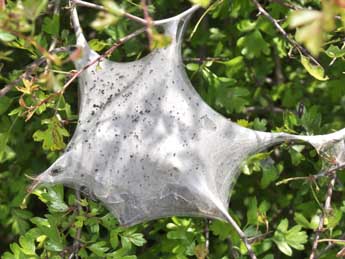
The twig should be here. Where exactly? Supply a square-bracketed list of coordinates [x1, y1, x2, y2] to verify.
[270, 0, 302, 10]
[273, 46, 284, 84]
[72, 0, 200, 26]
[251, 0, 321, 66]
[184, 57, 229, 63]
[72, 0, 147, 25]
[71, 190, 82, 259]
[276, 162, 345, 186]
[245, 106, 286, 114]
[223, 212, 258, 259]
[309, 172, 337, 259]
[226, 236, 239, 258]
[204, 219, 210, 252]
[317, 239, 345, 244]
[140, 0, 154, 49]
[315, 233, 345, 259]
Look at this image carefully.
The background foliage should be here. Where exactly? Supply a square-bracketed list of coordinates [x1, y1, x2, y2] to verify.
[0, 0, 345, 258]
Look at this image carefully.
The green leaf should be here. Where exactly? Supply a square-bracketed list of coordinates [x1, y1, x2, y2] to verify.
[88, 241, 109, 256]
[273, 219, 308, 256]
[325, 45, 345, 59]
[23, 0, 48, 20]
[110, 230, 119, 249]
[289, 10, 322, 28]
[189, 0, 210, 8]
[294, 213, 312, 229]
[274, 240, 292, 256]
[123, 232, 146, 247]
[237, 30, 270, 58]
[42, 15, 60, 35]
[19, 235, 36, 256]
[102, 0, 125, 16]
[300, 55, 328, 81]
[33, 117, 70, 151]
[91, 12, 119, 31]
[209, 220, 233, 240]
[260, 164, 279, 188]
[89, 39, 109, 52]
[300, 106, 322, 134]
[246, 196, 258, 225]
[0, 96, 11, 115]
[327, 208, 342, 230]
[216, 86, 250, 113]
[0, 31, 16, 42]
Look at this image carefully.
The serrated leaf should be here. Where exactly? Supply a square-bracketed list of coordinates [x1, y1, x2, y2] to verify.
[33, 116, 69, 151]
[42, 15, 60, 35]
[209, 220, 233, 240]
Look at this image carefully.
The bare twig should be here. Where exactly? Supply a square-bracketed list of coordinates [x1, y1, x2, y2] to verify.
[315, 234, 345, 259]
[251, 0, 321, 66]
[309, 172, 337, 259]
[71, 190, 82, 259]
[184, 57, 229, 63]
[72, 0, 147, 25]
[140, 0, 154, 49]
[270, 0, 302, 10]
[223, 212, 258, 259]
[245, 106, 286, 114]
[276, 162, 345, 186]
[227, 236, 239, 258]
[273, 47, 284, 84]
[204, 219, 210, 252]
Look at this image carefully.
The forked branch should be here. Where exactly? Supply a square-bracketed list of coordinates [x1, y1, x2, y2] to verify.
[251, 0, 321, 66]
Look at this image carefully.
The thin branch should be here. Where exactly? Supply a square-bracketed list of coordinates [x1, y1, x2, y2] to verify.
[140, 0, 154, 49]
[204, 219, 210, 252]
[72, 190, 82, 259]
[269, 0, 302, 10]
[317, 239, 345, 244]
[184, 57, 229, 63]
[251, 0, 321, 66]
[276, 162, 345, 186]
[72, 0, 147, 25]
[315, 233, 345, 259]
[223, 212, 258, 259]
[227, 236, 239, 259]
[309, 172, 337, 259]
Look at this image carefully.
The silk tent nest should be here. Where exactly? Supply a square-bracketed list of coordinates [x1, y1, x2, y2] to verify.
[34, 2, 345, 257]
